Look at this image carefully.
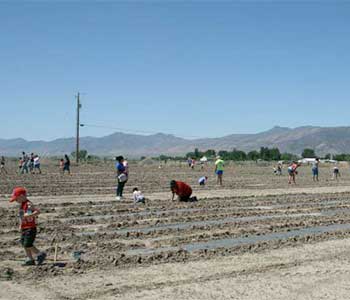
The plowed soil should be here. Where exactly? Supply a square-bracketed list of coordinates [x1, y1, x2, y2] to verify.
[1, 161, 350, 300]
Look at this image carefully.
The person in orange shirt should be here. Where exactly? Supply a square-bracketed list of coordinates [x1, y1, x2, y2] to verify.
[10, 187, 46, 266]
[170, 180, 197, 202]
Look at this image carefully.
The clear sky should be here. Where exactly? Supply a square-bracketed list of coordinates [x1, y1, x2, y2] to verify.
[1, 1, 350, 141]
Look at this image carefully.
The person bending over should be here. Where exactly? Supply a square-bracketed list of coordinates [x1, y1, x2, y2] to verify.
[170, 180, 197, 202]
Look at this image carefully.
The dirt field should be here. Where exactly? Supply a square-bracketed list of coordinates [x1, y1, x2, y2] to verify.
[1, 161, 350, 299]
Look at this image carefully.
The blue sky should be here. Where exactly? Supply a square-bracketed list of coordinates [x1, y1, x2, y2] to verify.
[1, 1, 350, 140]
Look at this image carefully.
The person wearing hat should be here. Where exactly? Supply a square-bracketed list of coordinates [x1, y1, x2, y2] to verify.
[215, 156, 225, 186]
[9, 187, 46, 266]
[170, 180, 197, 202]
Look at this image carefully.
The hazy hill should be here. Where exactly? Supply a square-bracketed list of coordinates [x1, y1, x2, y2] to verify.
[1, 126, 350, 157]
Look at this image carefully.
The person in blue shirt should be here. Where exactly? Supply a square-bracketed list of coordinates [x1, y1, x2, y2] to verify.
[115, 156, 128, 200]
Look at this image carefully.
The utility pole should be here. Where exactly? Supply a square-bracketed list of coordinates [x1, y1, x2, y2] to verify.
[76, 92, 81, 164]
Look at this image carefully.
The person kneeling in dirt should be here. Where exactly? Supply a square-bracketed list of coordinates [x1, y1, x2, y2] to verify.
[170, 180, 197, 202]
[198, 176, 208, 186]
[274, 164, 282, 176]
[9, 187, 47, 266]
[132, 187, 145, 204]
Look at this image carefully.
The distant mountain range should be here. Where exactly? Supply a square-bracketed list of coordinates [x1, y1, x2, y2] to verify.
[1, 126, 350, 157]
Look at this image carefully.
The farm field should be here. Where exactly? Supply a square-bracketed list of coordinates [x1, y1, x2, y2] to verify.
[1, 161, 350, 299]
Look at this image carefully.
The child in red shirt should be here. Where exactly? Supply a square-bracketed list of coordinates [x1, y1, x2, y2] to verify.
[10, 187, 46, 266]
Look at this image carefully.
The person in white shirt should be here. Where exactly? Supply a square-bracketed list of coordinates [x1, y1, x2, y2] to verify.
[123, 159, 129, 176]
[198, 176, 208, 186]
[132, 187, 145, 204]
[311, 158, 319, 182]
[33, 155, 41, 174]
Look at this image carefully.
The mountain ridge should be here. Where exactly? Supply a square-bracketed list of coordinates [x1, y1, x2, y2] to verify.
[1, 126, 350, 157]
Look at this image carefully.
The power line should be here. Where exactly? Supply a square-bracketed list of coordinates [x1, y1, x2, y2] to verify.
[76, 93, 81, 164]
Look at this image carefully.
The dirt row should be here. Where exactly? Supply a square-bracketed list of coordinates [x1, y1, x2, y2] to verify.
[1, 162, 348, 196]
[1, 162, 350, 285]
[2, 193, 350, 281]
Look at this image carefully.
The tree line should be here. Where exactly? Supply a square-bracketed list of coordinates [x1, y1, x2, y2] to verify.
[181, 147, 350, 162]
[70, 148, 350, 162]
[184, 147, 299, 161]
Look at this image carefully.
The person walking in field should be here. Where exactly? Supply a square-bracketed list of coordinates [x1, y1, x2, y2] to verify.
[63, 154, 71, 175]
[187, 158, 192, 168]
[29, 153, 35, 174]
[312, 158, 320, 182]
[59, 159, 64, 173]
[191, 159, 195, 169]
[288, 161, 300, 184]
[18, 157, 23, 174]
[215, 156, 225, 186]
[170, 180, 197, 202]
[0, 156, 7, 175]
[21, 152, 29, 174]
[115, 156, 128, 201]
[33, 155, 42, 174]
[9, 187, 47, 266]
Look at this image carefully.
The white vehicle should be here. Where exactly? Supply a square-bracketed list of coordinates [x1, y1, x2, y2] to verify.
[324, 159, 338, 164]
[298, 158, 317, 164]
[200, 156, 208, 162]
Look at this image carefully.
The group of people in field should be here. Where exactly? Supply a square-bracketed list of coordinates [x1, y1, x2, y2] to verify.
[187, 157, 196, 169]
[187, 157, 206, 170]
[7, 153, 347, 267]
[18, 152, 42, 174]
[10, 155, 212, 271]
[277, 159, 342, 185]
[0, 153, 72, 176]
[114, 155, 225, 204]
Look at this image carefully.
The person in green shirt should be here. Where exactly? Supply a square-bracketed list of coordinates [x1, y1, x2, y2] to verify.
[215, 156, 224, 186]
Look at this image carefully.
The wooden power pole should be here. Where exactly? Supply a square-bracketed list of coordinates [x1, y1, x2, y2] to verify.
[76, 92, 81, 164]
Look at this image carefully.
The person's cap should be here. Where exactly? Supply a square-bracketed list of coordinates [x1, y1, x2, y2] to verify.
[216, 155, 221, 159]
[170, 180, 176, 188]
[10, 187, 27, 202]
